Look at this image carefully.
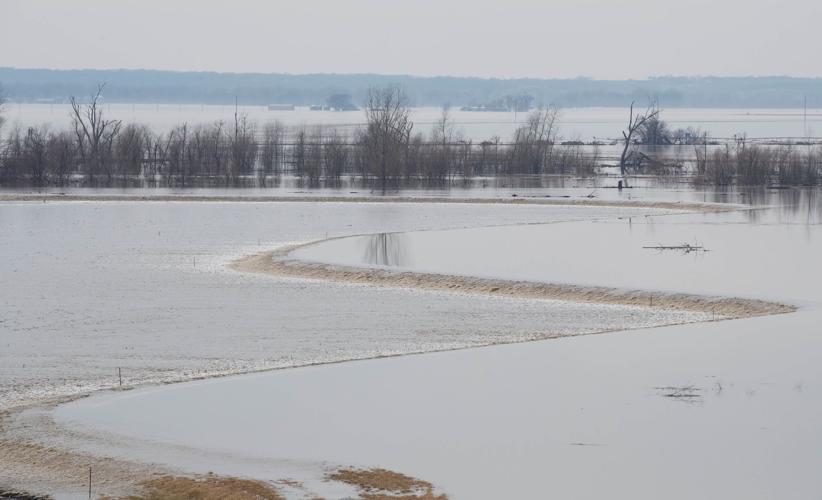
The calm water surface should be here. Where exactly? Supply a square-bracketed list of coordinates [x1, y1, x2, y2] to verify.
[7, 104, 820, 140]
[49, 188, 822, 499]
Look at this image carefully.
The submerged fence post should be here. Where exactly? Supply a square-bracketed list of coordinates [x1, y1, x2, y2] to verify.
[88, 465, 92, 499]
[118, 367, 122, 387]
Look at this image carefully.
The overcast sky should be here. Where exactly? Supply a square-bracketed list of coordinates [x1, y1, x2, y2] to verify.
[1, 0, 819, 79]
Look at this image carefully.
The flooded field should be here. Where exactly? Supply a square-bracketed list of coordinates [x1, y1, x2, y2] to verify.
[2, 187, 821, 499]
[1, 198, 690, 410]
[6, 104, 820, 140]
[5, 1, 820, 498]
[292, 201, 820, 302]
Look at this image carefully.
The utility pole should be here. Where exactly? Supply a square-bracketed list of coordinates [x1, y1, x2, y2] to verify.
[804, 95, 808, 138]
[234, 96, 239, 143]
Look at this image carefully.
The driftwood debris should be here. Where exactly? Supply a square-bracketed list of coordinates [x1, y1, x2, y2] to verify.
[643, 243, 708, 254]
[655, 385, 704, 404]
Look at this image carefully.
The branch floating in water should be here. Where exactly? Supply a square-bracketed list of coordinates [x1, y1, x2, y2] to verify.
[642, 243, 709, 253]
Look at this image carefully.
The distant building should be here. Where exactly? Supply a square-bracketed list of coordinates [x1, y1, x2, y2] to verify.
[267, 104, 295, 111]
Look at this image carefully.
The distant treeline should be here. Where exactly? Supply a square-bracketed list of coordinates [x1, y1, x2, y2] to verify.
[1, 85, 820, 188]
[3, 68, 822, 108]
[0, 87, 600, 187]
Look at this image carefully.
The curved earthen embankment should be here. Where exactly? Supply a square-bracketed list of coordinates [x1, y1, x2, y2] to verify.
[231, 242, 795, 320]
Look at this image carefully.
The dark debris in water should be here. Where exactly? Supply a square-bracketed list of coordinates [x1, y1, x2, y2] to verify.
[655, 385, 704, 404]
[643, 243, 709, 254]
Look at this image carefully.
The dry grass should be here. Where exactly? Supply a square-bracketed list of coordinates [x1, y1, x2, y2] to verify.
[123, 475, 284, 500]
[0, 437, 156, 499]
[328, 468, 447, 500]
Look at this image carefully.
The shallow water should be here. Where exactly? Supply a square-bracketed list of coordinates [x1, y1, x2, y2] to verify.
[47, 189, 822, 499]
[1, 199, 696, 410]
[56, 308, 822, 500]
[293, 208, 822, 303]
[7, 104, 820, 140]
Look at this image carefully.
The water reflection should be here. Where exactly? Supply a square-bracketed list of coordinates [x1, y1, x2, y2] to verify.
[737, 188, 822, 225]
[363, 233, 408, 267]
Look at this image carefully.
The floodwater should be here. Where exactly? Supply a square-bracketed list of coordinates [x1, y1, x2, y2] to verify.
[1, 198, 696, 411]
[5, 104, 820, 141]
[292, 195, 821, 303]
[38, 188, 822, 499]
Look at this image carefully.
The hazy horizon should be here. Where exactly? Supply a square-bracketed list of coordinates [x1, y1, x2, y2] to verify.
[3, 0, 821, 80]
[4, 65, 822, 82]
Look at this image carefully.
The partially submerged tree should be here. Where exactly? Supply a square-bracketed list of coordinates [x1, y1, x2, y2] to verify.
[508, 105, 560, 174]
[260, 121, 285, 176]
[23, 125, 49, 185]
[0, 83, 6, 134]
[230, 114, 257, 181]
[70, 84, 122, 183]
[619, 101, 659, 176]
[638, 114, 672, 146]
[427, 105, 458, 183]
[360, 85, 413, 190]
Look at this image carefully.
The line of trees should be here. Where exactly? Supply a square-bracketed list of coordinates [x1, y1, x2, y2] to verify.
[614, 102, 822, 186]
[1, 84, 820, 188]
[0, 85, 602, 188]
[696, 137, 821, 186]
[0, 83, 6, 135]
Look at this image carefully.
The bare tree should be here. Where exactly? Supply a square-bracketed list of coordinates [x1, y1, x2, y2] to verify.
[46, 130, 76, 186]
[23, 126, 49, 185]
[260, 121, 285, 176]
[361, 85, 413, 190]
[638, 114, 672, 146]
[114, 124, 148, 184]
[292, 127, 307, 177]
[619, 101, 659, 177]
[428, 105, 457, 183]
[230, 114, 257, 182]
[165, 123, 189, 185]
[0, 83, 6, 134]
[509, 105, 560, 174]
[70, 84, 122, 184]
[304, 126, 324, 184]
[323, 128, 349, 181]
